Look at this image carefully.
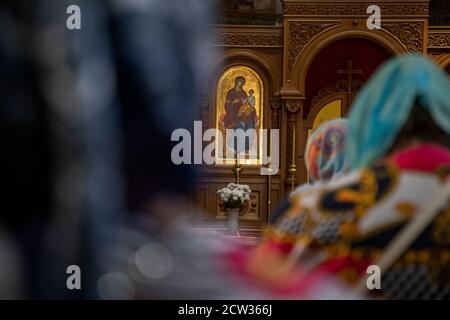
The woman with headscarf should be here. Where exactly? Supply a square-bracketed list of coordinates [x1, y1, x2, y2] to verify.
[299, 118, 350, 189]
[235, 55, 450, 299]
[269, 118, 350, 223]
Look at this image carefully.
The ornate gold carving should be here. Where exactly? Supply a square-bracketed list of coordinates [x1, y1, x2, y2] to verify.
[287, 22, 338, 80]
[270, 99, 282, 110]
[383, 23, 424, 53]
[283, 2, 428, 16]
[428, 33, 450, 49]
[285, 99, 302, 113]
[242, 194, 258, 217]
[212, 33, 283, 47]
[309, 80, 362, 109]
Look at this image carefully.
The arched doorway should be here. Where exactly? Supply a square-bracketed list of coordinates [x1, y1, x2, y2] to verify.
[305, 38, 393, 121]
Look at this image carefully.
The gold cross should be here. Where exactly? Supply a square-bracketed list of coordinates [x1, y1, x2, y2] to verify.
[338, 60, 362, 92]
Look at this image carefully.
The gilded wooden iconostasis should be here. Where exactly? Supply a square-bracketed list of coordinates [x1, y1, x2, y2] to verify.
[188, 0, 450, 236]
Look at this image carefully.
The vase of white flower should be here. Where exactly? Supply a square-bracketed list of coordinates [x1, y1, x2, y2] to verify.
[217, 183, 251, 236]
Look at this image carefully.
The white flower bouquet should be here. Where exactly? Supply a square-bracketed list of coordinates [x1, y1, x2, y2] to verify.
[216, 183, 251, 209]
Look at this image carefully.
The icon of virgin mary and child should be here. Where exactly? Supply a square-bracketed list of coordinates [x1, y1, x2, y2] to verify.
[220, 76, 259, 153]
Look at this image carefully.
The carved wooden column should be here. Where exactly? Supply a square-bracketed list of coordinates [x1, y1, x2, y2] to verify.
[266, 98, 282, 218]
[284, 99, 302, 192]
[270, 98, 282, 130]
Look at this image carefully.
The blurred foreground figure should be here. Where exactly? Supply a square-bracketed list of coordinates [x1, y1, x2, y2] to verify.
[0, 0, 247, 299]
[302, 118, 350, 188]
[0, 1, 84, 298]
[270, 119, 350, 224]
[244, 55, 450, 299]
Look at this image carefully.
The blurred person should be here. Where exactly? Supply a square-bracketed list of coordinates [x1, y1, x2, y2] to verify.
[270, 119, 350, 224]
[0, 0, 227, 299]
[237, 55, 450, 299]
[301, 118, 349, 190]
[0, 0, 85, 298]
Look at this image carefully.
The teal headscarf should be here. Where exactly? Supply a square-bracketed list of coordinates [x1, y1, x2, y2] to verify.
[347, 54, 450, 169]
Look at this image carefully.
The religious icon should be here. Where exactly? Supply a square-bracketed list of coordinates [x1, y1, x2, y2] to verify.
[216, 66, 263, 164]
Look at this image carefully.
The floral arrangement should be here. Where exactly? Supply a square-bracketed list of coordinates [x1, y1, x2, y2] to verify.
[217, 183, 251, 209]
